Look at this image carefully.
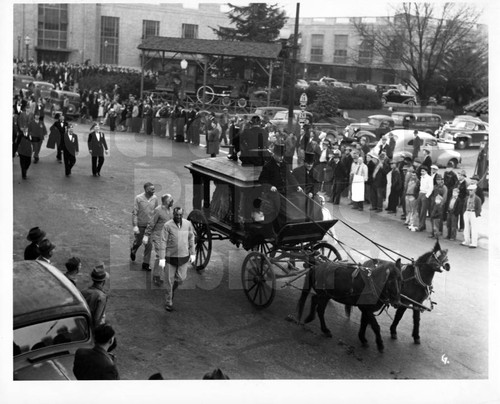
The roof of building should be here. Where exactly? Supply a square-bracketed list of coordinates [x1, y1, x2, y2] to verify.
[138, 36, 282, 59]
[463, 97, 488, 115]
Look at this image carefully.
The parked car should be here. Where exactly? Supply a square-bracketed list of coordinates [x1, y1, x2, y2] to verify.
[318, 77, 338, 86]
[253, 106, 287, 123]
[381, 89, 417, 106]
[371, 129, 461, 168]
[14, 260, 94, 380]
[33, 81, 55, 100]
[308, 80, 327, 87]
[391, 112, 442, 134]
[436, 115, 489, 149]
[344, 115, 395, 140]
[330, 81, 352, 90]
[295, 79, 309, 91]
[48, 90, 81, 119]
[269, 109, 313, 131]
[13, 74, 35, 97]
[353, 83, 378, 92]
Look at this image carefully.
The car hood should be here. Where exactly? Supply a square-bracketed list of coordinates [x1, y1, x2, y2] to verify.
[14, 353, 75, 380]
[348, 123, 376, 130]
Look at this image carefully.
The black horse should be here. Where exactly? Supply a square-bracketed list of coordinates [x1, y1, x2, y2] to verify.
[386, 240, 450, 344]
[296, 259, 402, 352]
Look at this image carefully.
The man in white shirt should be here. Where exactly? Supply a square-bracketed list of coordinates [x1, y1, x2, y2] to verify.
[416, 166, 433, 231]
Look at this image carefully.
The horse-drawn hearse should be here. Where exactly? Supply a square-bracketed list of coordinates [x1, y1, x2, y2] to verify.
[184, 156, 451, 351]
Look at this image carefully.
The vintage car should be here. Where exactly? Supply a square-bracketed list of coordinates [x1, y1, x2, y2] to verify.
[48, 90, 81, 119]
[253, 106, 287, 123]
[436, 115, 489, 149]
[33, 80, 55, 100]
[14, 260, 94, 380]
[269, 109, 314, 131]
[13, 74, 35, 98]
[381, 89, 417, 106]
[344, 114, 395, 140]
[371, 129, 462, 168]
[391, 112, 442, 134]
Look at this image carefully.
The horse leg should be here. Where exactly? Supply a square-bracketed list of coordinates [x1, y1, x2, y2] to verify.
[296, 289, 309, 324]
[412, 309, 421, 344]
[304, 294, 318, 324]
[316, 296, 332, 338]
[366, 312, 384, 352]
[358, 310, 369, 348]
[389, 306, 407, 340]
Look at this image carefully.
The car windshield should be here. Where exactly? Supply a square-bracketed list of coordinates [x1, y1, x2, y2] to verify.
[14, 316, 90, 356]
[368, 117, 383, 126]
[273, 111, 288, 120]
[454, 121, 476, 130]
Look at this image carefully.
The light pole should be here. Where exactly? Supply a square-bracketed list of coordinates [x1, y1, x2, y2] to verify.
[180, 59, 188, 102]
[24, 35, 31, 63]
[17, 36, 21, 62]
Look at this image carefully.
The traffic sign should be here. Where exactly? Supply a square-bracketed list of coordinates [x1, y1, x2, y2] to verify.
[299, 92, 308, 106]
[298, 110, 308, 125]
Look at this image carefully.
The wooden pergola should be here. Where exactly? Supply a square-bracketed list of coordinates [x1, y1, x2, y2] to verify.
[137, 36, 282, 107]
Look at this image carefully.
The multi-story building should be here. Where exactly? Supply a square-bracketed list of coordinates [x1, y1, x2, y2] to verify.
[282, 16, 410, 86]
[13, 3, 229, 67]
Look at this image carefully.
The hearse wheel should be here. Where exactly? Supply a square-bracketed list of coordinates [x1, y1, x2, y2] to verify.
[313, 241, 342, 262]
[187, 210, 212, 271]
[241, 251, 276, 309]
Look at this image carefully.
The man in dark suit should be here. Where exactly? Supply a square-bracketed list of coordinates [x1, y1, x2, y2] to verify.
[73, 324, 119, 380]
[24, 227, 46, 260]
[62, 123, 79, 176]
[47, 114, 68, 163]
[239, 115, 269, 166]
[258, 143, 302, 230]
[292, 152, 321, 220]
[87, 122, 109, 176]
[412, 130, 422, 161]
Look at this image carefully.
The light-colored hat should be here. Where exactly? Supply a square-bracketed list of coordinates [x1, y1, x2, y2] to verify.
[467, 184, 477, 191]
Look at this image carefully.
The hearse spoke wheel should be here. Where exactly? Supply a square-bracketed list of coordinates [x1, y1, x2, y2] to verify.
[187, 210, 212, 271]
[241, 251, 276, 309]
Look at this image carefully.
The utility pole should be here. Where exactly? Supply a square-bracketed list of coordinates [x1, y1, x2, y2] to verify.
[287, 3, 300, 133]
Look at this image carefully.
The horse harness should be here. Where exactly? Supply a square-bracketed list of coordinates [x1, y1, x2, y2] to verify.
[400, 260, 435, 312]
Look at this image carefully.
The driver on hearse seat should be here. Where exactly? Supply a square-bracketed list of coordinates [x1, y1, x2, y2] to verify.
[258, 143, 304, 233]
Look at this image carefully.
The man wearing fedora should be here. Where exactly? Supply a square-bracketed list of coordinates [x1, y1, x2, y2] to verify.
[461, 184, 482, 248]
[73, 323, 119, 380]
[24, 226, 46, 260]
[36, 239, 56, 264]
[292, 151, 321, 220]
[81, 265, 109, 328]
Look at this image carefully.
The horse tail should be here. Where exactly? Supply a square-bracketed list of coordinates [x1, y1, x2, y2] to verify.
[344, 304, 352, 318]
[296, 265, 314, 323]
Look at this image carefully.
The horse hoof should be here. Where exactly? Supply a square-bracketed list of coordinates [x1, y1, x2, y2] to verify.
[323, 331, 333, 338]
[377, 345, 385, 353]
[361, 341, 369, 348]
[414, 338, 421, 345]
[390, 332, 398, 340]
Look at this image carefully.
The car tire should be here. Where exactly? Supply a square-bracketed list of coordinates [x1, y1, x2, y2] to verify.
[407, 100, 416, 107]
[456, 138, 467, 150]
[381, 97, 387, 105]
[448, 159, 458, 168]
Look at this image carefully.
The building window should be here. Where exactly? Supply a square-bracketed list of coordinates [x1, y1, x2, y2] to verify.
[143, 20, 159, 39]
[37, 4, 68, 49]
[182, 24, 198, 39]
[333, 35, 348, 64]
[310, 34, 324, 63]
[358, 38, 373, 65]
[101, 16, 119, 65]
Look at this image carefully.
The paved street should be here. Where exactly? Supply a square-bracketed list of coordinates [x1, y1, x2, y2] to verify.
[11, 119, 495, 398]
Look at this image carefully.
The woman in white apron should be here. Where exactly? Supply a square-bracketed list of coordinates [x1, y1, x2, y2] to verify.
[351, 156, 368, 211]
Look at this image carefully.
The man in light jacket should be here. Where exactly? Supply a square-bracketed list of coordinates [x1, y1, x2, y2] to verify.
[159, 207, 195, 312]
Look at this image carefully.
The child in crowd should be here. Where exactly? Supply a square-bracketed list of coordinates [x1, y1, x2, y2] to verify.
[430, 194, 444, 238]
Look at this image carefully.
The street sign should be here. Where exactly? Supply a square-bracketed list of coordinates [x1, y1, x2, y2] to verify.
[299, 110, 308, 125]
[299, 92, 308, 104]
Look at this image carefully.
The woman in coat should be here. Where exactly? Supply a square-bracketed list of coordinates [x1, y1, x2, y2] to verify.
[87, 122, 109, 177]
[206, 120, 220, 158]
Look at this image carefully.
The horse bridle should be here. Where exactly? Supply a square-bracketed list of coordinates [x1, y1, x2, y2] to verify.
[428, 250, 450, 273]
